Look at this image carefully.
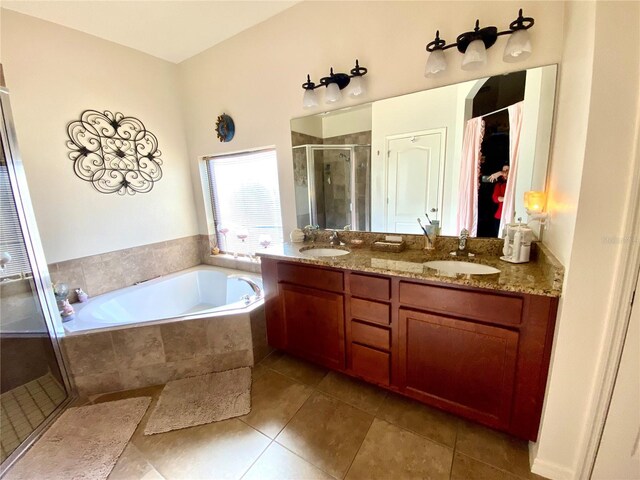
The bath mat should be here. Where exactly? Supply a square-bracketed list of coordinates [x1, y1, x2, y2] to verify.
[4, 397, 151, 480]
[144, 367, 251, 435]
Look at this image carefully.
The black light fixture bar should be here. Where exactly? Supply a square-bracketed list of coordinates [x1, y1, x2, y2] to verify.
[302, 59, 368, 91]
[425, 9, 534, 54]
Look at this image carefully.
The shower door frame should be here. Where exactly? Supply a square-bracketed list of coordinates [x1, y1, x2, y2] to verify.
[294, 144, 371, 231]
[0, 86, 74, 475]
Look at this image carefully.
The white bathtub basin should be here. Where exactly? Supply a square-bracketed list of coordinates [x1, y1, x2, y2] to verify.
[424, 260, 500, 276]
[63, 266, 263, 333]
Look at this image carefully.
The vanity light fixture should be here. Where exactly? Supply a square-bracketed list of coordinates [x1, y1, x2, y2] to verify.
[524, 190, 548, 224]
[424, 9, 535, 77]
[302, 60, 368, 108]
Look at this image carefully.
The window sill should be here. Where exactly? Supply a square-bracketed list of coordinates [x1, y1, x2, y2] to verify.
[203, 253, 261, 274]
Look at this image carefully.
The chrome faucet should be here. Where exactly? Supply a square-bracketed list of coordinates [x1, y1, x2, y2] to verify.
[232, 276, 263, 298]
[329, 230, 344, 246]
[303, 225, 319, 242]
[457, 228, 470, 255]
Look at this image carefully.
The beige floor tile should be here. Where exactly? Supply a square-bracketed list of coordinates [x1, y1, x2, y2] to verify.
[450, 452, 511, 480]
[276, 392, 373, 478]
[268, 353, 329, 387]
[317, 371, 387, 415]
[132, 418, 270, 480]
[242, 442, 335, 480]
[377, 392, 459, 447]
[252, 363, 270, 380]
[455, 420, 545, 479]
[346, 418, 453, 480]
[257, 350, 285, 368]
[108, 443, 165, 480]
[241, 370, 313, 438]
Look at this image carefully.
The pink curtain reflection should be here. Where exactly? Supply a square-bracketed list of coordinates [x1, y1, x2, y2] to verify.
[498, 101, 524, 235]
[456, 117, 484, 236]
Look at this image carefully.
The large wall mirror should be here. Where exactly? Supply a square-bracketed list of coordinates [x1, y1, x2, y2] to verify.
[290, 65, 557, 238]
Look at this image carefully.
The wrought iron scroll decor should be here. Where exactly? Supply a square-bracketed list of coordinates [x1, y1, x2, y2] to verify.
[66, 110, 163, 195]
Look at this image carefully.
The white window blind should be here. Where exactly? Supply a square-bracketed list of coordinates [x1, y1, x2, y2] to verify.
[206, 149, 283, 255]
[0, 164, 32, 277]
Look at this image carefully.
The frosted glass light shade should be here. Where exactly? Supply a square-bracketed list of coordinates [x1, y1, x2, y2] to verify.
[524, 190, 546, 214]
[325, 82, 342, 103]
[348, 76, 365, 97]
[461, 39, 487, 71]
[503, 29, 532, 62]
[425, 49, 447, 77]
[302, 89, 318, 108]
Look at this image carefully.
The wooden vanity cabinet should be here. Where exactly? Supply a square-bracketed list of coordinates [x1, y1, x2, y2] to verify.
[261, 258, 558, 441]
[262, 260, 346, 370]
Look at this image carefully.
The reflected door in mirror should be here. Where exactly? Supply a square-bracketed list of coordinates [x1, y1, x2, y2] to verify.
[384, 130, 444, 234]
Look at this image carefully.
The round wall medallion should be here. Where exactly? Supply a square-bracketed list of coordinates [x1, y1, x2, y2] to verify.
[215, 114, 235, 142]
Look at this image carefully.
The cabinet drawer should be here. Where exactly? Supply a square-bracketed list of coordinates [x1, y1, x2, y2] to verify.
[399, 281, 523, 326]
[351, 298, 390, 325]
[352, 343, 390, 386]
[350, 273, 390, 301]
[351, 321, 390, 351]
[278, 262, 343, 293]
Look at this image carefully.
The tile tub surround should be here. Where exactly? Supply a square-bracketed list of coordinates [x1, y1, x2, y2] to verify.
[60, 309, 269, 396]
[49, 235, 202, 303]
[199, 234, 262, 274]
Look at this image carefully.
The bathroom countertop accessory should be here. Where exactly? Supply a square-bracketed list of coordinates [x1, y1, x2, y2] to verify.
[372, 235, 406, 253]
[501, 222, 534, 264]
[290, 228, 305, 243]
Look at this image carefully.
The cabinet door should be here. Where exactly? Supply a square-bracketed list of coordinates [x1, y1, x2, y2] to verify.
[281, 283, 345, 370]
[399, 309, 518, 429]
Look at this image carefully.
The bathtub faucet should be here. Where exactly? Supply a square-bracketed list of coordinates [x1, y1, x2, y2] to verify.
[232, 276, 263, 299]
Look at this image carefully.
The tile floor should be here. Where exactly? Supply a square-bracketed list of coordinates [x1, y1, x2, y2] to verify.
[84, 351, 546, 480]
[1, 373, 66, 462]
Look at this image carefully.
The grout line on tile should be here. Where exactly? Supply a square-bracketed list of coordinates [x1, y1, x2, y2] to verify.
[238, 438, 273, 480]
[341, 416, 374, 480]
[369, 409, 458, 451]
[274, 441, 341, 480]
[452, 451, 538, 480]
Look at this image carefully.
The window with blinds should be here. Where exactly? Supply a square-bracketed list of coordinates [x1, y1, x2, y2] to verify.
[0, 163, 32, 277]
[205, 148, 283, 255]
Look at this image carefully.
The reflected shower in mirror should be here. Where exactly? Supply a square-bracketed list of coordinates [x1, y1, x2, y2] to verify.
[290, 65, 557, 238]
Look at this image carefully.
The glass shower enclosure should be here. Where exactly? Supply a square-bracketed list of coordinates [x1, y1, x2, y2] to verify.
[293, 144, 371, 231]
[0, 77, 72, 472]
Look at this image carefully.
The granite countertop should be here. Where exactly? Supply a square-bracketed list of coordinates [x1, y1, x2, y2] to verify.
[257, 239, 564, 297]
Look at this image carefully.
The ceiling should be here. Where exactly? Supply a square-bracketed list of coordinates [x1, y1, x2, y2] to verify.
[1, 0, 300, 63]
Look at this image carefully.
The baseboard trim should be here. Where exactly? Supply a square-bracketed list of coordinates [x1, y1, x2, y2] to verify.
[531, 456, 575, 480]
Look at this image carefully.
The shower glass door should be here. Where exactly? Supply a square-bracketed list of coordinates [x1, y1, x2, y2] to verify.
[0, 86, 70, 469]
[311, 146, 352, 230]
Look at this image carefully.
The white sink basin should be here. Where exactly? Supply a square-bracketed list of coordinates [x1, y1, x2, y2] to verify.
[424, 260, 500, 276]
[300, 247, 350, 258]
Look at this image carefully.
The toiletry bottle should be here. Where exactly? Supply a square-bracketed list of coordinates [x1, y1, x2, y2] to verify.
[75, 288, 88, 303]
[502, 225, 512, 258]
[512, 228, 522, 262]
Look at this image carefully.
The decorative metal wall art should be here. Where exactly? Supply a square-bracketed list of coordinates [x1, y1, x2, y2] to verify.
[215, 114, 235, 142]
[66, 110, 163, 195]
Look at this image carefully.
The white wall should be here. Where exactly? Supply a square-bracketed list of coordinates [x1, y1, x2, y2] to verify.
[291, 114, 323, 139]
[517, 66, 556, 222]
[177, 1, 565, 240]
[321, 105, 372, 139]
[533, 2, 640, 479]
[0, 10, 199, 263]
